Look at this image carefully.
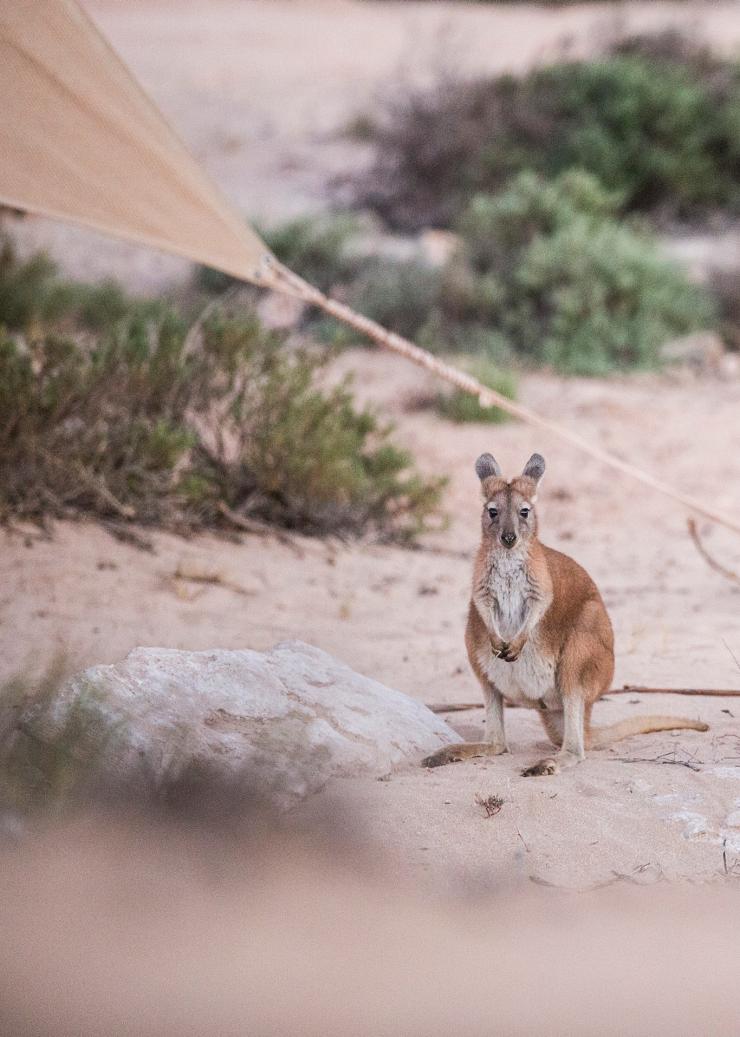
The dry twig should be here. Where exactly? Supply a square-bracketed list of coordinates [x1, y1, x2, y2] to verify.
[687, 517, 740, 586]
[474, 792, 503, 818]
[721, 638, 740, 673]
[172, 562, 252, 597]
[101, 521, 155, 553]
[428, 702, 483, 714]
[428, 685, 740, 714]
[617, 685, 740, 698]
[611, 755, 702, 772]
[216, 501, 303, 554]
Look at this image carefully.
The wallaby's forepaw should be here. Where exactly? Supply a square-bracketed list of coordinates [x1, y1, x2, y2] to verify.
[522, 757, 559, 777]
[498, 639, 525, 663]
[491, 640, 509, 660]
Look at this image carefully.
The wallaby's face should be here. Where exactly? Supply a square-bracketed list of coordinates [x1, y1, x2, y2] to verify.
[475, 452, 546, 551]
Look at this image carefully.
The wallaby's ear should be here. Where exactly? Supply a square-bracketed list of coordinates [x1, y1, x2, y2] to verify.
[475, 453, 502, 481]
[522, 453, 546, 485]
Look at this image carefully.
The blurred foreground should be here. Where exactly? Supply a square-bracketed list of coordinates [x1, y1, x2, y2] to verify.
[0, 799, 738, 1037]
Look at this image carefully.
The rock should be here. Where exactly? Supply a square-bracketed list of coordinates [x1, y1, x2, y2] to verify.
[7, 642, 455, 807]
[718, 352, 740, 380]
[659, 331, 727, 374]
[418, 229, 462, 268]
[256, 289, 305, 329]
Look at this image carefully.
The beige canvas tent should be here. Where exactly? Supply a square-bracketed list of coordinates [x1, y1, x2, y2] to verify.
[0, 0, 738, 535]
[0, 0, 275, 285]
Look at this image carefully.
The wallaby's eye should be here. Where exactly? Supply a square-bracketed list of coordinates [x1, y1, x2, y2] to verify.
[487, 506, 498, 519]
[520, 507, 530, 518]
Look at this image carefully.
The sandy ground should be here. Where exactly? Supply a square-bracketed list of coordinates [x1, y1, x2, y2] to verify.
[4, 1, 740, 889]
[4, 350, 740, 888]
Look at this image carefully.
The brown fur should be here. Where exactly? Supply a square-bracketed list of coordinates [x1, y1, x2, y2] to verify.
[423, 454, 708, 775]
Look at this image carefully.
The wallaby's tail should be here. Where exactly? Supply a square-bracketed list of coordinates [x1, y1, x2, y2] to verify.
[587, 715, 708, 751]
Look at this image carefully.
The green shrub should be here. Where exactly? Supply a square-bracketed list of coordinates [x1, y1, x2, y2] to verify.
[453, 171, 716, 374]
[525, 58, 739, 211]
[264, 213, 364, 292]
[458, 169, 622, 270]
[204, 314, 444, 540]
[233, 176, 714, 377]
[0, 235, 165, 333]
[358, 43, 740, 229]
[371, 170, 713, 374]
[511, 217, 713, 374]
[0, 243, 444, 542]
[0, 241, 63, 329]
[416, 308, 514, 363]
[432, 357, 516, 423]
[341, 258, 441, 340]
[0, 657, 112, 815]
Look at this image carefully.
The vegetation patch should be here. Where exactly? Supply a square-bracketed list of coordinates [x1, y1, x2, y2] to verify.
[324, 258, 443, 346]
[248, 176, 713, 376]
[431, 357, 516, 424]
[0, 235, 443, 543]
[452, 170, 715, 375]
[198, 185, 715, 377]
[357, 34, 740, 230]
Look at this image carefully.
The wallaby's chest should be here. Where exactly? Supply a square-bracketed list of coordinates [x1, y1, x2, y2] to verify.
[480, 555, 533, 642]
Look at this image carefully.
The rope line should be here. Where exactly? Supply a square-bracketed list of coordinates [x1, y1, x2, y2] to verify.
[267, 259, 740, 537]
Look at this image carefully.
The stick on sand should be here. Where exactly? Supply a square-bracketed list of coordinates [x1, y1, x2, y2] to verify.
[428, 686, 740, 713]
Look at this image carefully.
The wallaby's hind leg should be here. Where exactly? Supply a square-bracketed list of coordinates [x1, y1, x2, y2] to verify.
[537, 702, 593, 751]
[538, 708, 563, 748]
[523, 619, 610, 777]
[483, 685, 507, 754]
[422, 683, 507, 768]
[522, 694, 585, 777]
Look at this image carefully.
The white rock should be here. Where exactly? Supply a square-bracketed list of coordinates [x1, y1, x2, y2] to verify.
[669, 810, 710, 839]
[724, 810, 740, 829]
[718, 352, 740, 380]
[659, 331, 726, 373]
[256, 290, 305, 329]
[29, 642, 455, 805]
[418, 229, 463, 267]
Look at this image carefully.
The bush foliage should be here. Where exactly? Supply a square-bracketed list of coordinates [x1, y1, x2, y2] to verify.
[359, 38, 740, 229]
[198, 184, 714, 377]
[0, 235, 165, 334]
[340, 258, 442, 341]
[0, 236, 443, 542]
[453, 171, 716, 374]
[279, 175, 714, 376]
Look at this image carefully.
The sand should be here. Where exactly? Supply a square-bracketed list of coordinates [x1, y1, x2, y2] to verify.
[4, 349, 740, 888]
[3, 1, 740, 889]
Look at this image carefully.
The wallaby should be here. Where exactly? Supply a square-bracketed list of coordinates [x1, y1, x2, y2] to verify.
[423, 452, 708, 775]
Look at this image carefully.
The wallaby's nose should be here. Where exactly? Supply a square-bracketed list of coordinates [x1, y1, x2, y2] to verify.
[501, 531, 517, 548]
